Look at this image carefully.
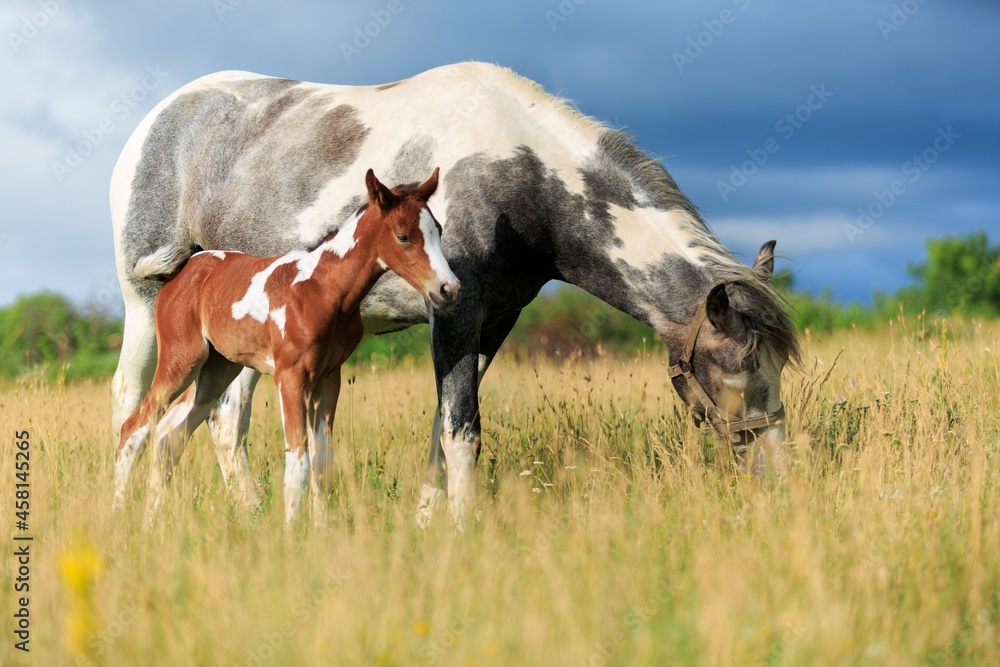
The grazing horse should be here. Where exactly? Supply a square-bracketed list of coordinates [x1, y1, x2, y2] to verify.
[115, 169, 458, 524]
[110, 62, 800, 527]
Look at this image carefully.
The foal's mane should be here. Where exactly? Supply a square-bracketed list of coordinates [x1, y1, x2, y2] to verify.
[308, 181, 431, 252]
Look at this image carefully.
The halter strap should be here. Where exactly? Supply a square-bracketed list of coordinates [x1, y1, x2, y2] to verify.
[668, 291, 785, 446]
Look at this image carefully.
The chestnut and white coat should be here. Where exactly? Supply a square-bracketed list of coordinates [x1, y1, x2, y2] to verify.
[114, 169, 458, 524]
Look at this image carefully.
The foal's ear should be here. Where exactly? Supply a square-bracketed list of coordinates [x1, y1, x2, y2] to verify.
[365, 169, 399, 210]
[705, 283, 731, 333]
[752, 240, 776, 281]
[415, 167, 440, 201]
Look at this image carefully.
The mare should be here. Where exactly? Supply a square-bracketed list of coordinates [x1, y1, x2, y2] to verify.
[114, 169, 458, 524]
[109, 63, 799, 527]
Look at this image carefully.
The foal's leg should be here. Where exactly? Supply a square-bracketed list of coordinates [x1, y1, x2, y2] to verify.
[308, 368, 341, 528]
[146, 353, 243, 521]
[114, 335, 209, 510]
[276, 369, 310, 526]
[207, 367, 262, 510]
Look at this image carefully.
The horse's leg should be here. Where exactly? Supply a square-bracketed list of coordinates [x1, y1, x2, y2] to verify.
[206, 367, 262, 510]
[476, 308, 524, 381]
[422, 302, 487, 528]
[416, 308, 522, 528]
[111, 280, 158, 506]
[308, 368, 341, 528]
[415, 407, 448, 529]
[146, 353, 243, 522]
[276, 369, 310, 526]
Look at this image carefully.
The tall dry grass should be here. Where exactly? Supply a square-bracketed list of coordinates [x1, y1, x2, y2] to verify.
[1, 318, 997, 666]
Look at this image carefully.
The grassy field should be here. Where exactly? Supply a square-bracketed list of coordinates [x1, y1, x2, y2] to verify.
[1, 318, 998, 666]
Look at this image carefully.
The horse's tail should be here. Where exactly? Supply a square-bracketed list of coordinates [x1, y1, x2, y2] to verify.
[131, 244, 194, 281]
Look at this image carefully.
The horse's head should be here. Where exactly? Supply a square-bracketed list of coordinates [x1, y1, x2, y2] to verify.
[363, 167, 461, 310]
[668, 241, 800, 474]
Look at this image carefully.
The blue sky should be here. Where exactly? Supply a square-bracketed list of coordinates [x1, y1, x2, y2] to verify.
[1, 0, 997, 309]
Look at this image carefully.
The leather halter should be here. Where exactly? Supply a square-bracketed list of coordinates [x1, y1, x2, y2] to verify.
[668, 294, 785, 446]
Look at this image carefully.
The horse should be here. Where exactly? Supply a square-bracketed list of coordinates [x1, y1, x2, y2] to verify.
[114, 168, 459, 525]
[109, 62, 800, 527]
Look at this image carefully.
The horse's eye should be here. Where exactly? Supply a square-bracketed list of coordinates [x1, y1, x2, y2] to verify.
[396, 233, 411, 244]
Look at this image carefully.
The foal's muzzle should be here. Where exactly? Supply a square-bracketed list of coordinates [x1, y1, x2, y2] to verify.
[429, 280, 461, 310]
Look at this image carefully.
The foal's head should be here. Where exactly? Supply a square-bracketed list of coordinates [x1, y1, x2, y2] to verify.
[362, 168, 460, 310]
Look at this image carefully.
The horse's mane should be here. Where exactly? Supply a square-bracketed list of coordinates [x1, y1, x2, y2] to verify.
[713, 269, 802, 368]
[509, 74, 801, 367]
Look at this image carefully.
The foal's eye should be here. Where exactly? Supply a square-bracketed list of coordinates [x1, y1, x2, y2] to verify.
[395, 233, 411, 244]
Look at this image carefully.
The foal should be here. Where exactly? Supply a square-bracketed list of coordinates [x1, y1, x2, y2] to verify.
[115, 168, 459, 524]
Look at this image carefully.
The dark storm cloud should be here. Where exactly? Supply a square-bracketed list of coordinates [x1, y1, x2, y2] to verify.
[0, 0, 997, 306]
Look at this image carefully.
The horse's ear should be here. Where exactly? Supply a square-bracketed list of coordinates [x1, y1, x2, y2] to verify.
[365, 169, 399, 210]
[705, 283, 730, 332]
[416, 167, 439, 200]
[752, 240, 776, 281]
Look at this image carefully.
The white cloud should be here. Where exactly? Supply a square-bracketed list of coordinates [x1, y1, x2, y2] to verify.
[0, 1, 176, 306]
[710, 212, 904, 255]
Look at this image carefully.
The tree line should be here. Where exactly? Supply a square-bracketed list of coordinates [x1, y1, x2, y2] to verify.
[0, 232, 996, 379]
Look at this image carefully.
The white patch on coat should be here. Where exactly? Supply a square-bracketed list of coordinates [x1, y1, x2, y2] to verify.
[155, 400, 194, 437]
[232, 254, 300, 323]
[206, 369, 262, 509]
[437, 405, 478, 525]
[328, 209, 361, 258]
[192, 250, 229, 260]
[118, 423, 150, 462]
[723, 375, 748, 391]
[289, 62, 608, 246]
[608, 207, 706, 269]
[418, 208, 458, 285]
[291, 210, 361, 285]
[113, 423, 150, 509]
[262, 356, 275, 374]
[270, 306, 287, 336]
[284, 449, 310, 525]
[292, 250, 320, 285]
